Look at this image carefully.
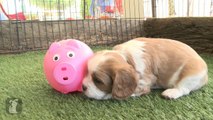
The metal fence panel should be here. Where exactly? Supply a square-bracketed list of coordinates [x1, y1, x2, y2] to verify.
[0, 0, 212, 53]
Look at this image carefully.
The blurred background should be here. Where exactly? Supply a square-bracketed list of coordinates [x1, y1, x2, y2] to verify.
[0, 0, 212, 53]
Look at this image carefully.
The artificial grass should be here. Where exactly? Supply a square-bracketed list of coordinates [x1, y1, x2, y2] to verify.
[0, 47, 213, 120]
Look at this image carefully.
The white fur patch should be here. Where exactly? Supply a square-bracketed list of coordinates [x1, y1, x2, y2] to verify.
[167, 64, 185, 88]
[88, 50, 110, 73]
[162, 88, 187, 99]
[115, 40, 148, 97]
[178, 70, 207, 91]
[162, 70, 208, 99]
[83, 75, 112, 100]
[117, 40, 146, 75]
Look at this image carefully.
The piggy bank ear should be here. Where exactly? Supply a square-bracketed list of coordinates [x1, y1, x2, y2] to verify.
[48, 42, 61, 53]
[66, 39, 82, 49]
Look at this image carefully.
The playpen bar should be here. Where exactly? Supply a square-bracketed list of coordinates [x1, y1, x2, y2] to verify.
[35, 0, 42, 48]
[68, 0, 74, 38]
[0, 14, 5, 49]
[6, 1, 13, 50]
[123, 0, 129, 40]
[28, 0, 36, 49]
[138, 0, 143, 35]
[42, 0, 49, 47]
[62, 1, 67, 39]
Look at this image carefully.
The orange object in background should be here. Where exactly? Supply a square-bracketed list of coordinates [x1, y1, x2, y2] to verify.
[104, 0, 123, 14]
[116, 0, 124, 14]
[66, 18, 75, 20]
[105, 6, 115, 13]
[99, 15, 112, 19]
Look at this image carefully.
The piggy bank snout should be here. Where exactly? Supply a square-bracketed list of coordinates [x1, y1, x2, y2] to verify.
[53, 63, 77, 85]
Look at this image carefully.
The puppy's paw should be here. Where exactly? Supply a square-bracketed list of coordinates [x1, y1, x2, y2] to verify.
[161, 88, 183, 99]
[133, 87, 151, 97]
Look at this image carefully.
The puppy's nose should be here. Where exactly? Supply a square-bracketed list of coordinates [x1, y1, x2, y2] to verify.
[82, 85, 87, 91]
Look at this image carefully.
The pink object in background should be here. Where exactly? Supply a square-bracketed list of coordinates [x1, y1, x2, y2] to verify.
[43, 39, 93, 94]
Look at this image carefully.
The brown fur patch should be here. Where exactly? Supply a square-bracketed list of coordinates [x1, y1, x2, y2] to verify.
[92, 60, 115, 93]
[92, 52, 138, 99]
[113, 45, 136, 70]
[134, 37, 208, 88]
[112, 65, 138, 100]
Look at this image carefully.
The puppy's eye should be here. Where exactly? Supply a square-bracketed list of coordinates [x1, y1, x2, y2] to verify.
[93, 78, 103, 84]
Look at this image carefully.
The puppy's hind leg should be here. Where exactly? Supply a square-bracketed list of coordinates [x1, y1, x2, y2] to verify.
[161, 88, 190, 99]
[161, 71, 207, 99]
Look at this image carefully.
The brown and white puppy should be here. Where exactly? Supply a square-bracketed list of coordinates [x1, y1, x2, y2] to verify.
[82, 38, 208, 100]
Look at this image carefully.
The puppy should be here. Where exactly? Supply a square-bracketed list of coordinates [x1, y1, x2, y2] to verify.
[82, 38, 208, 100]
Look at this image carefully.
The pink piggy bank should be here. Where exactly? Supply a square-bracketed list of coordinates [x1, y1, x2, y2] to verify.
[43, 39, 93, 94]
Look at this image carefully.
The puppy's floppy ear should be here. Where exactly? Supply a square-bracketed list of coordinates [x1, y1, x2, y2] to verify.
[112, 66, 137, 100]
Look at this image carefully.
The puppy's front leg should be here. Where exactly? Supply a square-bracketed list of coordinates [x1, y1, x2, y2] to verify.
[131, 79, 151, 97]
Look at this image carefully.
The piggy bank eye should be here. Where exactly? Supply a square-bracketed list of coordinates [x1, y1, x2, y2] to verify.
[67, 51, 75, 58]
[53, 54, 60, 61]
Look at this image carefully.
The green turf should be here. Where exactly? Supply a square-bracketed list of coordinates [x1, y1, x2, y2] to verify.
[0, 47, 213, 120]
